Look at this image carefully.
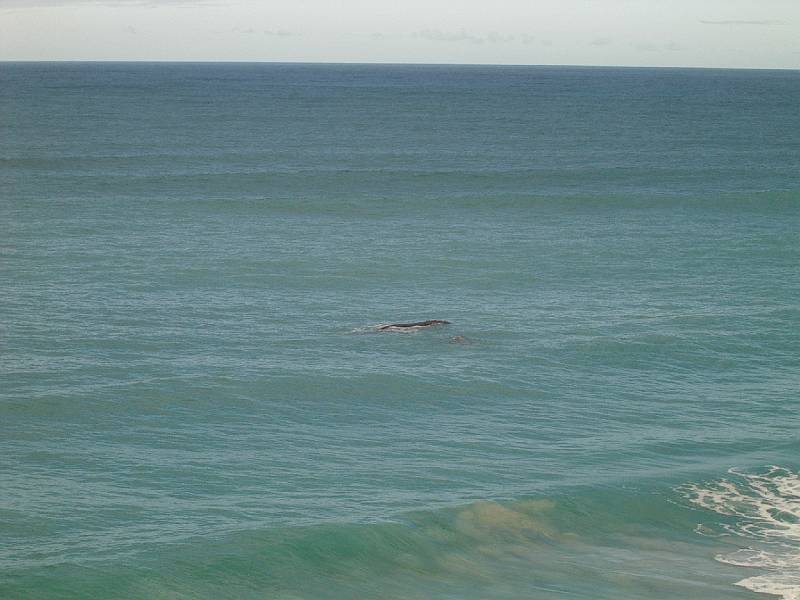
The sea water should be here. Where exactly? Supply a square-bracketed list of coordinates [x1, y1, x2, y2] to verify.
[1, 63, 799, 599]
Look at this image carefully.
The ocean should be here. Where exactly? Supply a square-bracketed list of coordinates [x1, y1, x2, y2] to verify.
[1, 62, 799, 599]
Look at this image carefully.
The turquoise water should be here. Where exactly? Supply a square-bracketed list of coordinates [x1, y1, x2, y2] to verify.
[2, 63, 799, 599]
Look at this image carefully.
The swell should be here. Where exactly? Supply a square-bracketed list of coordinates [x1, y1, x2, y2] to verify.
[0, 488, 743, 600]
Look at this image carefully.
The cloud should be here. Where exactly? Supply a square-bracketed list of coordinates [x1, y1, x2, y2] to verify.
[414, 29, 485, 44]
[634, 41, 683, 53]
[699, 19, 780, 26]
[225, 26, 298, 37]
[263, 29, 295, 37]
[486, 32, 514, 44]
[635, 41, 658, 52]
[413, 29, 517, 45]
[0, 0, 209, 7]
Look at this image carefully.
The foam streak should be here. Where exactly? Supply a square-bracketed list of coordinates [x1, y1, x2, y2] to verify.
[684, 467, 800, 599]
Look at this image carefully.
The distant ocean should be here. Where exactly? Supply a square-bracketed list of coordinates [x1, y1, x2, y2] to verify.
[1, 63, 799, 599]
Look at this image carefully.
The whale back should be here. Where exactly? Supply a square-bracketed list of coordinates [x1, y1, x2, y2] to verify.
[377, 320, 450, 331]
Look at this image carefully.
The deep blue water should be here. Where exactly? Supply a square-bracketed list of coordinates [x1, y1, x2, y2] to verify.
[1, 63, 799, 599]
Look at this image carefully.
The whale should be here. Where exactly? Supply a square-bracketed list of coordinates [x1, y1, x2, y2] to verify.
[377, 320, 451, 332]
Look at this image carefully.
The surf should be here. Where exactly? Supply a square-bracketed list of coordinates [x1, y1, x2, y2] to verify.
[683, 466, 800, 600]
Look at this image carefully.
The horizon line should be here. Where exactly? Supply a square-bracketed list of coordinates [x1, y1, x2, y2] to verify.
[1, 59, 798, 71]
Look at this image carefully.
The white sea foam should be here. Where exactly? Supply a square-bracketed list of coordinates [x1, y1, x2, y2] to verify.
[683, 467, 800, 599]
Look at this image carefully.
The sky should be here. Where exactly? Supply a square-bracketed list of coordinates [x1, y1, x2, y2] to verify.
[0, 0, 798, 68]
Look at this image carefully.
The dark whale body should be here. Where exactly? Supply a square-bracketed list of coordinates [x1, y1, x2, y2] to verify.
[377, 320, 450, 332]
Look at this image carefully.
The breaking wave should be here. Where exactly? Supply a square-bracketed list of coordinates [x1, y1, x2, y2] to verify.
[684, 466, 800, 599]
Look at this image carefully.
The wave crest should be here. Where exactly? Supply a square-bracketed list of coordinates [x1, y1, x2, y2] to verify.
[683, 466, 800, 599]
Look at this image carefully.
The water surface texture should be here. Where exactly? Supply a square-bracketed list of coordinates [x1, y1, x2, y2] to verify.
[2, 63, 800, 599]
